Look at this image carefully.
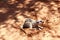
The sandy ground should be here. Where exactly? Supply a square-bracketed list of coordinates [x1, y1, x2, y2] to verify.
[0, 0, 60, 40]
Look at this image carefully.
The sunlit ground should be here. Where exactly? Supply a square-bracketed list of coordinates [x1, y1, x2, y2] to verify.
[0, 0, 60, 40]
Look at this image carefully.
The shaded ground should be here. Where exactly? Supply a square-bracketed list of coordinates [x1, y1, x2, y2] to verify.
[0, 0, 60, 40]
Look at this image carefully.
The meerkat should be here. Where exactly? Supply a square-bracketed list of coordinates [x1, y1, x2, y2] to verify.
[19, 18, 44, 34]
[22, 18, 44, 30]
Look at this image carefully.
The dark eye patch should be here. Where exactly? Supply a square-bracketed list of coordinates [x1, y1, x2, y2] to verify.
[36, 20, 43, 24]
